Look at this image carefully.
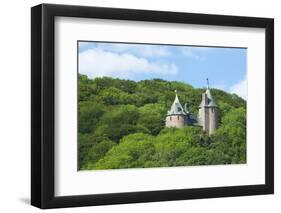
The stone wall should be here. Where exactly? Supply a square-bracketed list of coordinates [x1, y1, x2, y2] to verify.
[208, 107, 219, 135]
[165, 115, 186, 128]
[198, 107, 208, 132]
[198, 106, 219, 135]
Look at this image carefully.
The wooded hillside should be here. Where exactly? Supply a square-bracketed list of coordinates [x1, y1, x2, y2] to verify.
[78, 74, 246, 170]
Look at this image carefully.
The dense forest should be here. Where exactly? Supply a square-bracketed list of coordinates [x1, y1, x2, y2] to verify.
[78, 74, 246, 170]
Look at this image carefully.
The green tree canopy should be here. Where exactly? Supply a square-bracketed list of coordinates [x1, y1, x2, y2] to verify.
[78, 75, 247, 170]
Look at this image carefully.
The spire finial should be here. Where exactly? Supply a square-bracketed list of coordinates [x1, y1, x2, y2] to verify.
[206, 78, 209, 89]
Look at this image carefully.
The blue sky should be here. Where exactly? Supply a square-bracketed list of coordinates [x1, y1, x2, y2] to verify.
[78, 41, 247, 99]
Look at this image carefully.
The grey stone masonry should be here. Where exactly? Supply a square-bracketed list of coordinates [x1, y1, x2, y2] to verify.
[165, 79, 219, 135]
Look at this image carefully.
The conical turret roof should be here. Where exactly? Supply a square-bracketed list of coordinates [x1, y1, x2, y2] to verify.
[167, 91, 187, 115]
[199, 78, 217, 108]
[205, 88, 217, 107]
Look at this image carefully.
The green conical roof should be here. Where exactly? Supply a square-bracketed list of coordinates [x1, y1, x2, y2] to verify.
[205, 88, 217, 107]
[167, 91, 187, 115]
[199, 78, 217, 108]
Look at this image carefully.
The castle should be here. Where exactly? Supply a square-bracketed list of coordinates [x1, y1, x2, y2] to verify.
[165, 79, 219, 135]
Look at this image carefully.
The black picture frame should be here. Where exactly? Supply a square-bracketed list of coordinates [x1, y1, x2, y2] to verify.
[31, 3, 274, 209]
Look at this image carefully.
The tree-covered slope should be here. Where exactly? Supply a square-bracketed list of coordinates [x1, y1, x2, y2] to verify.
[78, 74, 246, 170]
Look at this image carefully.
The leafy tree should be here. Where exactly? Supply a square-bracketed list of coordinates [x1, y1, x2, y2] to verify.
[78, 74, 97, 101]
[138, 103, 166, 135]
[97, 87, 135, 105]
[82, 139, 116, 169]
[94, 105, 141, 142]
[78, 75, 247, 170]
[210, 107, 246, 164]
[93, 133, 156, 169]
[79, 101, 105, 134]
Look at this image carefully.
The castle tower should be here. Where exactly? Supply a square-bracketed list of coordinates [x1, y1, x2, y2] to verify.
[165, 90, 188, 128]
[198, 79, 219, 135]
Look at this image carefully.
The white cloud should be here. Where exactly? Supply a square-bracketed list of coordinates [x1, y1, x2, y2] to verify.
[96, 43, 171, 58]
[181, 46, 210, 59]
[230, 76, 247, 100]
[78, 42, 171, 57]
[79, 49, 178, 79]
[181, 48, 200, 59]
[134, 45, 170, 57]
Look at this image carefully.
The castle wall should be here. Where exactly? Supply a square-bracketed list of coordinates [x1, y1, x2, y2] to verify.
[198, 106, 220, 135]
[198, 107, 204, 126]
[198, 107, 209, 132]
[204, 108, 209, 132]
[208, 107, 219, 135]
[165, 87, 219, 134]
[198, 108, 202, 126]
[165, 115, 186, 128]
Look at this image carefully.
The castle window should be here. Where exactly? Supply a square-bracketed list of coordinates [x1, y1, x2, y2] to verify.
[170, 117, 172, 121]
[177, 116, 179, 120]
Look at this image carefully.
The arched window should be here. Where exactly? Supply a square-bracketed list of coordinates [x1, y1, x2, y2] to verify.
[170, 116, 172, 121]
[177, 116, 179, 120]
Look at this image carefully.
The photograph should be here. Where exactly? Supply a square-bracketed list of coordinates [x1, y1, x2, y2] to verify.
[30, 3, 274, 209]
[77, 41, 247, 170]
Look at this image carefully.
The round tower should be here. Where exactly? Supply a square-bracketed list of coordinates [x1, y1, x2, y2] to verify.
[198, 78, 219, 135]
[165, 114, 186, 128]
[165, 90, 187, 128]
[208, 106, 219, 134]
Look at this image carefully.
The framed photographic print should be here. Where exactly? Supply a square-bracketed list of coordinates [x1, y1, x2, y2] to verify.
[31, 3, 274, 209]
